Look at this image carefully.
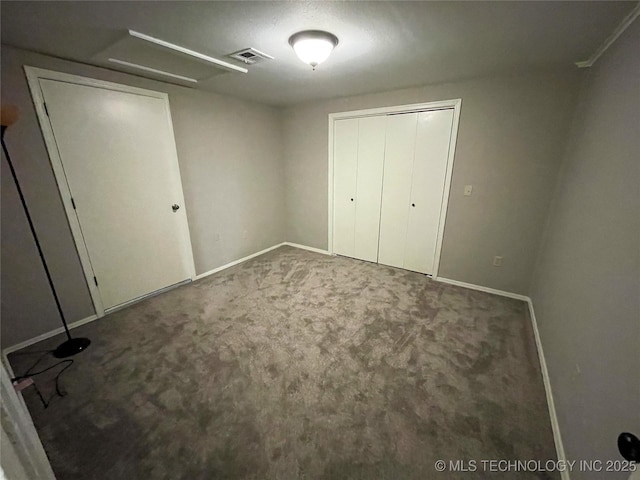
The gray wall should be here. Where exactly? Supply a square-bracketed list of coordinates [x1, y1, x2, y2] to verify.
[1, 45, 286, 349]
[282, 71, 582, 294]
[530, 22, 640, 478]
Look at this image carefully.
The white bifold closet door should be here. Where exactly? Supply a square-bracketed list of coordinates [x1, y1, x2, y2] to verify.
[378, 109, 454, 274]
[333, 116, 386, 262]
[39, 79, 193, 311]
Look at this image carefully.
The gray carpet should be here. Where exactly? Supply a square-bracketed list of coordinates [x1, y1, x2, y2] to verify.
[8, 246, 558, 479]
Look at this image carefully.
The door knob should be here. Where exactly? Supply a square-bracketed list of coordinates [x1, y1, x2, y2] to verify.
[411, 203, 416, 207]
[618, 432, 640, 463]
[172, 204, 180, 212]
[350, 198, 354, 202]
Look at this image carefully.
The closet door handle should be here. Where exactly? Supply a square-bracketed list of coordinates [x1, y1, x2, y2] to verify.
[172, 204, 180, 212]
[411, 203, 416, 207]
[350, 198, 354, 202]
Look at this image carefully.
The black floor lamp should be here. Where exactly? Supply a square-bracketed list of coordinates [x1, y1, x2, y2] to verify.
[1, 105, 90, 358]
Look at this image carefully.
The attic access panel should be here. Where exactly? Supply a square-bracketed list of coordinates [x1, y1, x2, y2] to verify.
[93, 30, 247, 86]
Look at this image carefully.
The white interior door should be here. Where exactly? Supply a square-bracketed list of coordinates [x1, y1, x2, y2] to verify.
[353, 115, 386, 262]
[333, 118, 359, 257]
[404, 109, 454, 274]
[377, 113, 418, 269]
[39, 79, 193, 311]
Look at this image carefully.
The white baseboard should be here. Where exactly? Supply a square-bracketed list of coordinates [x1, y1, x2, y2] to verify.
[2, 313, 99, 357]
[435, 277, 529, 301]
[193, 243, 286, 281]
[283, 242, 331, 255]
[193, 242, 331, 283]
[3, 243, 292, 354]
[435, 276, 567, 473]
[526, 298, 569, 480]
[5, 242, 327, 356]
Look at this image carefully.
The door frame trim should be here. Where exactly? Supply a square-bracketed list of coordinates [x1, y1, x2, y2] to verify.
[24, 66, 196, 318]
[327, 99, 462, 278]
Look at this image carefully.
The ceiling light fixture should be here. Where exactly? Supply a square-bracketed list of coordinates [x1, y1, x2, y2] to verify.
[288, 30, 339, 70]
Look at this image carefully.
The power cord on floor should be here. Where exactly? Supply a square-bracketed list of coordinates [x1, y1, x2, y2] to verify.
[11, 350, 74, 409]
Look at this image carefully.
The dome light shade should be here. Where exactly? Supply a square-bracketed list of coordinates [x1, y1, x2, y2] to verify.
[289, 30, 339, 69]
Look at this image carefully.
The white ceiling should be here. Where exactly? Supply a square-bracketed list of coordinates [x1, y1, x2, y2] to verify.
[1, 1, 636, 106]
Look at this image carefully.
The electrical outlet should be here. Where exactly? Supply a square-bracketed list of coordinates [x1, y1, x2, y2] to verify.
[493, 256, 503, 267]
[464, 185, 473, 196]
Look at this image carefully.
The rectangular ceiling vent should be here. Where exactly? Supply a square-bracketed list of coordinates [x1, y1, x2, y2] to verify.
[228, 48, 274, 65]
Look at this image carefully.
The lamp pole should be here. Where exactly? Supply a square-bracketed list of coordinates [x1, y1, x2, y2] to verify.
[1, 105, 90, 358]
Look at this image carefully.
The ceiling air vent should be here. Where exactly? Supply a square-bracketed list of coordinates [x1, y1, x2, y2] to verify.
[228, 48, 274, 65]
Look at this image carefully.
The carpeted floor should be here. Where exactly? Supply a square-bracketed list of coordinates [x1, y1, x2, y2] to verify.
[8, 246, 558, 479]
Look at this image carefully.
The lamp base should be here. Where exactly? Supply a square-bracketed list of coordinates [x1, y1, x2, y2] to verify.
[53, 337, 91, 358]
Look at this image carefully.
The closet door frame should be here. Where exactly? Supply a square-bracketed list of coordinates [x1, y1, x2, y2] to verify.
[24, 66, 196, 318]
[328, 99, 462, 278]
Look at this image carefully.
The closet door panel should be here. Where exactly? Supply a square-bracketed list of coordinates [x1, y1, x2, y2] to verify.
[377, 113, 418, 268]
[404, 110, 454, 274]
[353, 116, 386, 262]
[333, 118, 359, 257]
